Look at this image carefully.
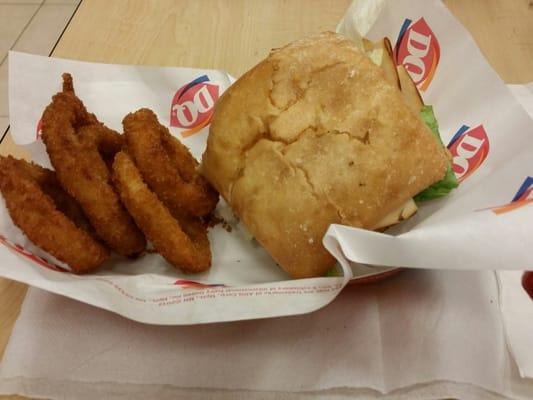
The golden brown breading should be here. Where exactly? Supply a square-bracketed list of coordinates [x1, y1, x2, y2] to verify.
[112, 151, 211, 273]
[78, 123, 124, 169]
[123, 108, 218, 217]
[9, 157, 94, 235]
[0, 156, 109, 273]
[41, 75, 146, 256]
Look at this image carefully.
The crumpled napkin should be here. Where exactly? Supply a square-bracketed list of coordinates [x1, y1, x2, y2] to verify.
[1, 268, 532, 400]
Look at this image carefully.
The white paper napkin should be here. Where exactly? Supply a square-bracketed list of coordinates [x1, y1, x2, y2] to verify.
[499, 271, 533, 380]
[1, 269, 533, 400]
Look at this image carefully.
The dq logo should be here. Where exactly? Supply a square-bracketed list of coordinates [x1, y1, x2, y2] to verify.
[490, 177, 533, 215]
[394, 17, 440, 91]
[0, 234, 67, 272]
[170, 75, 219, 138]
[447, 124, 489, 183]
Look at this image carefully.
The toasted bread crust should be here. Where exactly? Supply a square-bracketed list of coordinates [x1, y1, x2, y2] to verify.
[202, 32, 448, 278]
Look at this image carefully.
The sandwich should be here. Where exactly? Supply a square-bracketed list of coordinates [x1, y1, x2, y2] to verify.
[201, 32, 457, 278]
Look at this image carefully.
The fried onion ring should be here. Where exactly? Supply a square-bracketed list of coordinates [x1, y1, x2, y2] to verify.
[63, 72, 124, 163]
[41, 74, 146, 256]
[78, 123, 123, 170]
[123, 108, 218, 217]
[0, 156, 109, 273]
[112, 151, 211, 273]
[12, 157, 95, 235]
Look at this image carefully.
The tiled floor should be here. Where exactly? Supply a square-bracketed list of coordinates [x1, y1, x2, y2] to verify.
[0, 0, 80, 136]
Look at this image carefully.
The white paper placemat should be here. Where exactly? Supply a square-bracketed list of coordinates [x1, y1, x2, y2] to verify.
[1, 269, 533, 399]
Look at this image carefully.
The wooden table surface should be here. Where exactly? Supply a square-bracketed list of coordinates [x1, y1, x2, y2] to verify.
[0, 0, 532, 399]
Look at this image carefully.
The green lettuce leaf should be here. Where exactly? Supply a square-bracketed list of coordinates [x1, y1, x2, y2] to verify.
[325, 266, 341, 277]
[414, 105, 458, 201]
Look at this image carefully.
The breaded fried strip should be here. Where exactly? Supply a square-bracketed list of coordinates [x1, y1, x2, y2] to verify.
[9, 157, 94, 234]
[123, 108, 218, 217]
[0, 156, 109, 273]
[78, 123, 123, 159]
[78, 123, 124, 170]
[41, 75, 146, 256]
[112, 151, 211, 273]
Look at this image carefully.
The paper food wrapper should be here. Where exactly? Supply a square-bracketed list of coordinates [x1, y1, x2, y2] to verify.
[2, 52, 353, 325]
[331, 0, 533, 271]
[0, 0, 531, 325]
